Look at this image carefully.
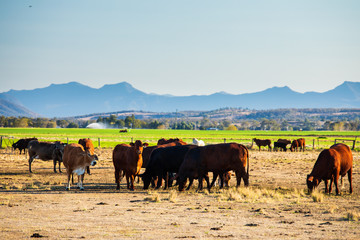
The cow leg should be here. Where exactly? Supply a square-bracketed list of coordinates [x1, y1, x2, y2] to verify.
[115, 170, 120, 190]
[186, 178, 194, 191]
[129, 174, 135, 191]
[53, 160, 57, 173]
[204, 174, 211, 192]
[235, 170, 241, 188]
[86, 166, 91, 175]
[324, 179, 329, 193]
[66, 173, 71, 190]
[334, 173, 340, 195]
[210, 173, 218, 188]
[58, 161, 62, 173]
[156, 174, 163, 189]
[125, 173, 130, 190]
[164, 172, 169, 190]
[348, 168, 353, 194]
[78, 174, 85, 190]
[28, 157, 34, 173]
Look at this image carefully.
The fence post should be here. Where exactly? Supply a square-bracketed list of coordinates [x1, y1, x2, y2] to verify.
[353, 137, 357, 150]
[313, 139, 315, 150]
[67, 137, 69, 144]
[0, 136, 2, 149]
[224, 138, 226, 143]
[98, 138, 101, 148]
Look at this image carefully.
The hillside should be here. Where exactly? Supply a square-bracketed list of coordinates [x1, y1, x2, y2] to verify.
[0, 94, 38, 117]
[2, 81, 360, 118]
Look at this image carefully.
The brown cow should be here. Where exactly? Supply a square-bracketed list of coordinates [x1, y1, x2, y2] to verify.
[252, 138, 272, 151]
[290, 138, 305, 152]
[157, 138, 187, 145]
[63, 143, 98, 191]
[78, 138, 96, 175]
[113, 140, 146, 190]
[178, 143, 249, 191]
[307, 143, 353, 195]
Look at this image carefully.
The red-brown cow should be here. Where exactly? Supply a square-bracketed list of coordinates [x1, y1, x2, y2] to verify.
[63, 143, 98, 191]
[290, 138, 305, 152]
[157, 138, 187, 145]
[252, 138, 272, 151]
[178, 143, 249, 191]
[78, 138, 96, 175]
[113, 140, 146, 191]
[307, 143, 353, 195]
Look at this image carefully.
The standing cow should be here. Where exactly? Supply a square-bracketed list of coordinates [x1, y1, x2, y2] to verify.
[178, 143, 249, 192]
[63, 143, 98, 191]
[140, 145, 198, 190]
[113, 140, 146, 191]
[12, 137, 38, 154]
[27, 140, 65, 173]
[78, 138, 96, 175]
[307, 143, 353, 195]
[252, 138, 272, 151]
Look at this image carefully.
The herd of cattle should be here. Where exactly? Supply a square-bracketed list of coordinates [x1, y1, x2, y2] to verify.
[10, 137, 353, 195]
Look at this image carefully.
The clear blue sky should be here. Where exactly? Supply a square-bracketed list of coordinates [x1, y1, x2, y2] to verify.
[1, 0, 359, 96]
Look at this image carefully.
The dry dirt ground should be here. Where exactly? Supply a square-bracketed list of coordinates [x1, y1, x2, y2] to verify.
[0, 147, 359, 239]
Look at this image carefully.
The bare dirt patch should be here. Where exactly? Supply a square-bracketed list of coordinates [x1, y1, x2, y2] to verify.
[0, 148, 359, 239]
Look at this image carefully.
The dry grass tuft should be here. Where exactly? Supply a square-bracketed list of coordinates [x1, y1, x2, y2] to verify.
[168, 190, 178, 203]
[311, 189, 324, 202]
[144, 192, 161, 202]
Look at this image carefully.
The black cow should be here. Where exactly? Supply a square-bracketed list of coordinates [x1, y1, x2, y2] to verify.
[27, 140, 65, 173]
[140, 145, 198, 190]
[274, 141, 288, 152]
[12, 138, 38, 154]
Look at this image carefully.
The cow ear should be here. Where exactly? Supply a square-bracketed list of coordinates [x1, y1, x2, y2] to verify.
[130, 142, 135, 147]
[307, 176, 314, 182]
[143, 143, 149, 147]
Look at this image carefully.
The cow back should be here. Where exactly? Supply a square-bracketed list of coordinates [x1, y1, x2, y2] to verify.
[78, 138, 95, 155]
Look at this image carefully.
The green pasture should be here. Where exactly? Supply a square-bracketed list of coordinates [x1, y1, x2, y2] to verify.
[0, 128, 359, 150]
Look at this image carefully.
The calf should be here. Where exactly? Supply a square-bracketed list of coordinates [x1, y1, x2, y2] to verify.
[12, 137, 38, 154]
[63, 143, 98, 191]
[274, 141, 288, 152]
[140, 145, 198, 190]
[178, 143, 249, 192]
[307, 143, 353, 195]
[113, 140, 146, 190]
[27, 140, 65, 173]
[157, 138, 187, 145]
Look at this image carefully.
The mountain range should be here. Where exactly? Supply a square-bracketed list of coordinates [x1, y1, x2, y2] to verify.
[1, 81, 360, 118]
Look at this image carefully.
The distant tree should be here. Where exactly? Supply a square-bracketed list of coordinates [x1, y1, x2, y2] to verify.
[226, 124, 238, 131]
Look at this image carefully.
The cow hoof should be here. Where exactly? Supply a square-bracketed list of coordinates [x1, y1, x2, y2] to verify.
[80, 187, 84, 191]
[66, 187, 70, 191]
[130, 188, 134, 191]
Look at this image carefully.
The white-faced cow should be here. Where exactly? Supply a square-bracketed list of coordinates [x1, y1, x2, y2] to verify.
[63, 143, 98, 191]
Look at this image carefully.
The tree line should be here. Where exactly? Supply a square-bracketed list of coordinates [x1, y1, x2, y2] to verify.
[1, 114, 360, 131]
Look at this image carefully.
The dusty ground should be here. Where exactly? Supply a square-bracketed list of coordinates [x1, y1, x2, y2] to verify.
[0, 147, 359, 239]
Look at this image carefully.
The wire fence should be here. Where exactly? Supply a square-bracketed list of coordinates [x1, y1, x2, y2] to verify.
[1, 135, 358, 151]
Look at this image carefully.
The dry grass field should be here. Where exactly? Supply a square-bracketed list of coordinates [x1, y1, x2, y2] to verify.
[0, 147, 359, 239]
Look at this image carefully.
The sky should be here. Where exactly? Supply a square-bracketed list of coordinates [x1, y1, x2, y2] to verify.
[1, 0, 360, 96]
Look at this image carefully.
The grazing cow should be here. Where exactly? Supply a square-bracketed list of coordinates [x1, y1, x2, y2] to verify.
[178, 143, 249, 191]
[113, 140, 146, 190]
[274, 142, 288, 152]
[157, 138, 187, 145]
[290, 138, 305, 152]
[307, 143, 353, 195]
[63, 143, 98, 191]
[78, 138, 96, 175]
[27, 140, 65, 173]
[252, 138, 272, 151]
[140, 145, 198, 190]
[192, 138, 205, 146]
[12, 137, 38, 154]
[119, 129, 128, 133]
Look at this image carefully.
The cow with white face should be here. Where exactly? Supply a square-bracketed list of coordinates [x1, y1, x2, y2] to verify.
[63, 143, 98, 191]
[192, 138, 205, 146]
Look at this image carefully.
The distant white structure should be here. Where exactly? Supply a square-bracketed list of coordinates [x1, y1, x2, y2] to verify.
[192, 138, 205, 146]
[86, 123, 106, 129]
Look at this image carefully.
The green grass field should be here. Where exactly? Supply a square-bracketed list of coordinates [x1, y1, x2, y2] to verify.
[1, 128, 359, 150]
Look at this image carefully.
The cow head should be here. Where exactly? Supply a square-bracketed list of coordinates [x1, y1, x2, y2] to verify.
[306, 174, 320, 193]
[132, 140, 145, 155]
[178, 176, 187, 192]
